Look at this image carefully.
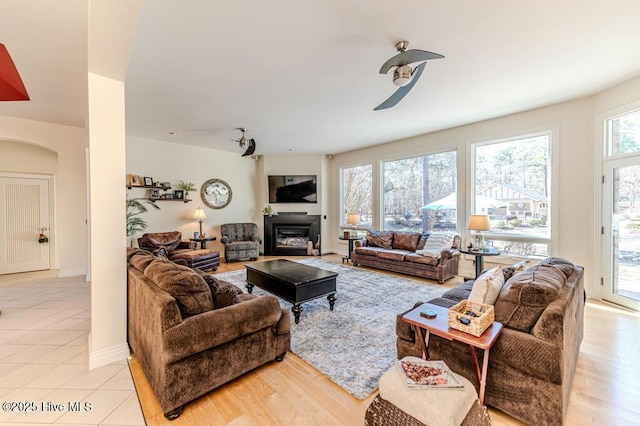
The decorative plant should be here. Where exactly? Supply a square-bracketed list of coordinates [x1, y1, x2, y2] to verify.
[126, 198, 160, 237]
[261, 204, 273, 216]
[177, 180, 196, 198]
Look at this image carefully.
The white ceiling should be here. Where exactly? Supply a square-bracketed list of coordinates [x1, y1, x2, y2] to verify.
[2, 0, 640, 155]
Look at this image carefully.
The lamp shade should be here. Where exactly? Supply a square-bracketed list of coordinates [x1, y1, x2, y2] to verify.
[467, 215, 490, 231]
[346, 214, 361, 226]
[193, 207, 207, 220]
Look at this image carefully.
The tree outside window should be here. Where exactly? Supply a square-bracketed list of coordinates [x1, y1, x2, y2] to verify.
[383, 151, 457, 232]
[342, 164, 373, 228]
[474, 134, 551, 257]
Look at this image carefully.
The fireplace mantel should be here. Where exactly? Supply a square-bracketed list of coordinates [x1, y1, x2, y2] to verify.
[264, 213, 321, 256]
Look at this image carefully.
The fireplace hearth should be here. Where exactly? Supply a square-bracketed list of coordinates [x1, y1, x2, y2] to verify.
[264, 214, 321, 256]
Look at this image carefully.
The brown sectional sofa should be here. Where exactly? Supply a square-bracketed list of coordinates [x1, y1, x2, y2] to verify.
[396, 257, 585, 425]
[351, 230, 461, 282]
[127, 249, 290, 419]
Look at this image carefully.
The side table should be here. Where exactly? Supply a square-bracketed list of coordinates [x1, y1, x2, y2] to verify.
[402, 303, 503, 404]
[458, 248, 500, 278]
[190, 236, 217, 249]
[338, 235, 361, 263]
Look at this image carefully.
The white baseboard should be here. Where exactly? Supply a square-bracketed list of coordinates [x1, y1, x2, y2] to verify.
[58, 268, 88, 278]
[89, 342, 130, 370]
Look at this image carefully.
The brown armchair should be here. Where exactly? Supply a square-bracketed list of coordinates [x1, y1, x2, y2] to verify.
[138, 231, 220, 271]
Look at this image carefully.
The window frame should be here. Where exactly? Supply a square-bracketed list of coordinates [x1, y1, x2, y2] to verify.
[470, 129, 557, 259]
[339, 162, 374, 230]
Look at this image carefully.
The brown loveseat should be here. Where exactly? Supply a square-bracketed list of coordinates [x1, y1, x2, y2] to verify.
[127, 249, 290, 419]
[396, 257, 584, 425]
[351, 230, 461, 283]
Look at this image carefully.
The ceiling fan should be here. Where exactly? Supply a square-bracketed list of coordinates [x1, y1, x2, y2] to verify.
[232, 128, 256, 157]
[374, 41, 444, 111]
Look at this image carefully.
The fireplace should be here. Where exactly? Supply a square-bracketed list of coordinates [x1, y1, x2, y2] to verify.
[264, 213, 321, 256]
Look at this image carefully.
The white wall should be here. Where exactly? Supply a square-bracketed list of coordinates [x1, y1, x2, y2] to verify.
[126, 137, 258, 256]
[0, 116, 87, 276]
[329, 96, 598, 291]
[261, 154, 329, 253]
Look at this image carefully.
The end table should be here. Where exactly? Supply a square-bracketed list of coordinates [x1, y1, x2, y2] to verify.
[458, 248, 500, 278]
[190, 236, 217, 249]
[338, 235, 361, 263]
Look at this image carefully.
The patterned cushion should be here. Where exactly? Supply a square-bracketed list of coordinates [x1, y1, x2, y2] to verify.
[495, 263, 569, 332]
[144, 259, 214, 318]
[392, 232, 421, 251]
[366, 230, 394, 249]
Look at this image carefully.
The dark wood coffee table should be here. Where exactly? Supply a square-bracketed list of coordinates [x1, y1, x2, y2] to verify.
[245, 259, 337, 324]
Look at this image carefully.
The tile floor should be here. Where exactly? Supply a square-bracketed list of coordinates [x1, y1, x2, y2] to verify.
[0, 271, 145, 425]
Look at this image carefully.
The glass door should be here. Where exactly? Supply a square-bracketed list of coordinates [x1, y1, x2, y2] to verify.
[603, 158, 640, 310]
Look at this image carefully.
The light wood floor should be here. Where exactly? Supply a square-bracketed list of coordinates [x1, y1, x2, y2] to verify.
[129, 255, 640, 425]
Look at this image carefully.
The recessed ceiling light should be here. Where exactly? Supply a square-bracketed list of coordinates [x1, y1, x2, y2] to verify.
[169, 131, 177, 136]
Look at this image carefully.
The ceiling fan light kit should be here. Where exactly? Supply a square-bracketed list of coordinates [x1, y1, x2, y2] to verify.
[375, 40, 444, 110]
[233, 127, 257, 157]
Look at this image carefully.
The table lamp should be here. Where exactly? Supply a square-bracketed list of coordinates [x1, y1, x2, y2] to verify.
[467, 214, 490, 249]
[193, 207, 207, 237]
[347, 214, 361, 235]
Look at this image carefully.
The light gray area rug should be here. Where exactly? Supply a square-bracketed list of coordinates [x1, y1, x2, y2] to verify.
[214, 258, 446, 399]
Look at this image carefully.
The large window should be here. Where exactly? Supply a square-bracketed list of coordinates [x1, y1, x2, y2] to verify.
[608, 108, 640, 156]
[383, 151, 457, 232]
[341, 164, 373, 229]
[474, 133, 551, 257]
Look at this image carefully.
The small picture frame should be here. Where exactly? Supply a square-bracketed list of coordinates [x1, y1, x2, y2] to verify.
[128, 174, 142, 186]
[150, 189, 160, 199]
[343, 230, 351, 238]
[165, 193, 174, 199]
[143, 177, 153, 186]
[174, 190, 184, 199]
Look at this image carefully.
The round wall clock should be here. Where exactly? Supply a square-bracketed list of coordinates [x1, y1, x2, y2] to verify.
[201, 178, 232, 209]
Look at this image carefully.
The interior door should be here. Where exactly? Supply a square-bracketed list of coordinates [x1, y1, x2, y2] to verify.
[603, 158, 640, 310]
[0, 176, 51, 274]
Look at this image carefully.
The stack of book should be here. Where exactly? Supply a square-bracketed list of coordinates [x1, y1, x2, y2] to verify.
[397, 358, 464, 389]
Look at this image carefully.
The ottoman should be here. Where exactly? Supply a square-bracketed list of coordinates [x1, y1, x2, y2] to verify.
[170, 249, 220, 271]
[364, 356, 491, 426]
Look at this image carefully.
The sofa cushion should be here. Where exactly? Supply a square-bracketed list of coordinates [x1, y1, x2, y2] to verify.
[193, 269, 243, 309]
[377, 249, 411, 261]
[494, 263, 569, 332]
[144, 259, 214, 318]
[502, 259, 532, 281]
[392, 231, 421, 251]
[355, 246, 388, 256]
[366, 230, 394, 249]
[442, 280, 474, 301]
[415, 232, 456, 258]
[469, 266, 505, 305]
[416, 232, 431, 250]
[128, 249, 156, 272]
[404, 253, 439, 266]
[539, 257, 575, 279]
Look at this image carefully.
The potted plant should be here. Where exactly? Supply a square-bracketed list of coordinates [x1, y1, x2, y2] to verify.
[262, 204, 273, 216]
[127, 198, 160, 245]
[177, 180, 196, 199]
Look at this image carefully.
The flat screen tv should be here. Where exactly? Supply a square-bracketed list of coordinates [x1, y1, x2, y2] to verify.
[268, 175, 317, 203]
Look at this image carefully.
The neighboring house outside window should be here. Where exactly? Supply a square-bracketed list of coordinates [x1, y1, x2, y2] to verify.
[473, 133, 552, 258]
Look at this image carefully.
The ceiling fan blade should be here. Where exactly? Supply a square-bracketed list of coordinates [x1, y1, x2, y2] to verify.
[241, 139, 256, 157]
[374, 62, 426, 111]
[379, 49, 443, 74]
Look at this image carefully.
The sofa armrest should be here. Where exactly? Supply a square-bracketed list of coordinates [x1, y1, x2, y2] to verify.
[396, 302, 426, 342]
[251, 235, 263, 243]
[439, 248, 459, 263]
[491, 327, 562, 384]
[220, 236, 230, 245]
[354, 239, 368, 248]
[163, 295, 285, 364]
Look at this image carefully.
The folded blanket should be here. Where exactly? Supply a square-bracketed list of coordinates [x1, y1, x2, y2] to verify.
[415, 248, 442, 258]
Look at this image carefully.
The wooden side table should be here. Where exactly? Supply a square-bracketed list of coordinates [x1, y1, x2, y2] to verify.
[189, 236, 217, 249]
[338, 235, 361, 263]
[458, 248, 500, 278]
[402, 303, 503, 404]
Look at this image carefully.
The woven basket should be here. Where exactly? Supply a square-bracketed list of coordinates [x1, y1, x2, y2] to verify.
[447, 300, 494, 337]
